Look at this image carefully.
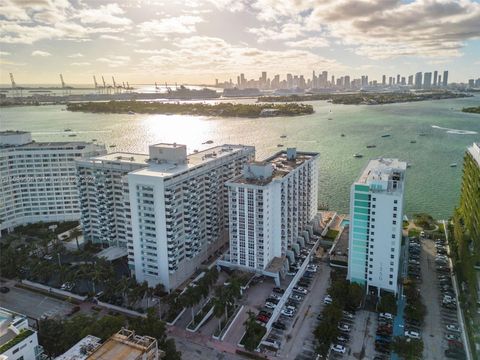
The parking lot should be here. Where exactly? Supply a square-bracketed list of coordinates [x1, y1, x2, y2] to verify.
[0, 280, 73, 320]
[420, 237, 466, 359]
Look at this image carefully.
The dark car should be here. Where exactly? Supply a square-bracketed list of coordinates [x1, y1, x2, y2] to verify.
[272, 321, 286, 330]
[0, 286, 9, 293]
[273, 287, 285, 294]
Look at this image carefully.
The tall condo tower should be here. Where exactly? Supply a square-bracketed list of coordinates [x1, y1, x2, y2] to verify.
[347, 158, 407, 296]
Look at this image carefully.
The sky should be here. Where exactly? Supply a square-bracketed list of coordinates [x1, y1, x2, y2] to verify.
[0, 0, 480, 85]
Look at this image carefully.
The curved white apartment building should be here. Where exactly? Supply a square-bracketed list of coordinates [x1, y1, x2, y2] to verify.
[0, 131, 105, 234]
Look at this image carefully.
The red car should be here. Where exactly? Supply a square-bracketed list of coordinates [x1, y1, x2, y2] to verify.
[257, 315, 269, 323]
[448, 340, 464, 349]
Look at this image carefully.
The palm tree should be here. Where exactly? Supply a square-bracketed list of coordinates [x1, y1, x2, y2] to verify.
[182, 286, 202, 324]
[70, 228, 82, 250]
[212, 289, 227, 334]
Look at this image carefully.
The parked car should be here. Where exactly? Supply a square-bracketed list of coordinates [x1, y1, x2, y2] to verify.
[293, 286, 308, 295]
[257, 314, 269, 323]
[445, 334, 461, 341]
[330, 344, 346, 354]
[446, 325, 461, 332]
[338, 324, 351, 332]
[0, 286, 10, 294]
[273, 287, 285, 294]
[281, 309, 294, 317]
[61, 282, 74, 291]
[324, 295, 332, 304]
[265, 302, 276, 309]
[404, 331, 421, 339]
[290, 294, 303, 302]
[272, 321, 286, 330]
[379, 313, 393, 320]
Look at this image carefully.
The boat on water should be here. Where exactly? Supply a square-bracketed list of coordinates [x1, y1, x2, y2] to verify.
[410, 140, 416, 144]
[381, 134, 391, 138]
[366, 145, 376, 148]
[418, 133, 426, 136]
[68, 134, 77, 137]
[341, 134, 345, 137]
[327, 117, 333, 120]
[450, 163, 457, 167]
[109, 144, 116, 148]
[280, 135, 287, 138]
[277, 144, 284, 147]
[64, 128, 72, 132]
[407, 163, 412, 168]
[92, 139, 97, 142]
[202, 140, 214, 144]
[128, 111, 135, 115]
[353, 153, 363, 158]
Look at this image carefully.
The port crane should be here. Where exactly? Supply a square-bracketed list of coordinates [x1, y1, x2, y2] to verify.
[9, 73, 22, 97]
[59, 74, 71, 95]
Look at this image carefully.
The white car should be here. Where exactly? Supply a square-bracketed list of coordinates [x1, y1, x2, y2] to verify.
[446, 325, 461, 332]
[290, 294, 303, 301]
[445, 334, 460, 341]
[338, 324, 351, 332]
[323, 295, 332, 304]
[265, 302, 276, 309]
[307, 265, 318, 272]
[43, 254, 53, 260]
[379, 312, 393, 320]
[281, 309, 294, 317]
[408, 260, 420, 265]
[61, 282, 74, 291]
[287, 271, 297, 276]
[404, 331, 421, 339]
[343, 311, 354, 319]
[330, 344, 346, 354]
[293, 286, 308, 295]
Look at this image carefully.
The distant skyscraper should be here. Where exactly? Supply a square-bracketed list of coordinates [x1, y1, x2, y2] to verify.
[382, 75, 386, 85]
[389, 77, 393, 86]
[438, 75, 442, 85]
[287, 73, 293, 88]
[443, 70, 449, 86]
[347, 158, 407, 296]
[401, 77, 406, 85]
[408, 75, 413, 86]
[331, 75, 335, 87]
[433, 70, 438, 86]
[344, 75, 351, 88]
[414, 72, 422, 89]
[261, 71, 267, 87]
[423, 72, 432, 89]
[396, 74, 400, 85]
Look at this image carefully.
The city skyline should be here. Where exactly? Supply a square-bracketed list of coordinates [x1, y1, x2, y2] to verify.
[1, 0, 480, 84]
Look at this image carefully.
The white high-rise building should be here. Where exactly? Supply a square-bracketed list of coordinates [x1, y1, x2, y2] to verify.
[347, 158, 407, 295]
[0, 131, 105, 234]
[221, 148, 319, 277]
[128, 143, 255, 290]
[0, 307, 43, 360]
[76, 153, 150, 249]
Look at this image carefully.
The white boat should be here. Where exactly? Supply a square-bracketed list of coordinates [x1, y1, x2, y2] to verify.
[353, 153, 363, 158]
[450, 163, 457, 167]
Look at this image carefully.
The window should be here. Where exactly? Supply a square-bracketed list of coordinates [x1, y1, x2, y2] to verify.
[390, 268, 394, 272]
[394, 200, 398, 204]
[370, 251, 373, 255]
[389, 281, 393, 285]
[393, 206, 397, 211]
[372, 197, 376, 201]
[389, 274, 393, 279]
[372, 204, 376, 208]
[369, 277, 372, 281]
[369, 271, 372, 274]
[390, 255, 394, 259]
[392, 234, 396, 239]
[391, 248, 395, 252]
[393, 220, 397, 225]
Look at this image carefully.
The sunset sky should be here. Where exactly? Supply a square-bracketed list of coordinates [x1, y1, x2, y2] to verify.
[1, 0, 479, 85]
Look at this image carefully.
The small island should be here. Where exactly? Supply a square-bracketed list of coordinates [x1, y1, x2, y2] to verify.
[66, 101, 314, 117]
[258, 91, 472, 105]
[462, 106, 480, 114]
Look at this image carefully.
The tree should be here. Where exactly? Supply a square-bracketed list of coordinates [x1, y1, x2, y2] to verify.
[378, 293, 397, 315]
[242, 311, 266, 352]
[347, 283, 364, 310]
[392, 337, 424, 359]
[70, 228, 82, 250]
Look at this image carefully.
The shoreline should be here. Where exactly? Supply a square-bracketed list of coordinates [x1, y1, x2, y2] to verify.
[65, 101, 314, 118]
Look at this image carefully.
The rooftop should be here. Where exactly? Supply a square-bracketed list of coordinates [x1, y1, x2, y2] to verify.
[130, 144, 254, 179]
[0, 308, 29, 348]
[229, 148, 319, 186]
[55, 335, 101, 360]
[87, 329, 158, 360]
[1, 141, 97, 150]
[86, 152, 150, 165]
[468, 142, 480, 167]
[356, 158, 406, 192]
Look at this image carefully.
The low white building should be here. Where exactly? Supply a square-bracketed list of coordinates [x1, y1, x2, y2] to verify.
[347, 158, 407, 295]
[219, 148, 319, 280]
[128, 143, 255, 290]
[0, 307, 43, 360]
[0, 131, 105, 234]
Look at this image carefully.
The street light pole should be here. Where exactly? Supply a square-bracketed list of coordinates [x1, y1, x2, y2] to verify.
[57, 253, 61, 267]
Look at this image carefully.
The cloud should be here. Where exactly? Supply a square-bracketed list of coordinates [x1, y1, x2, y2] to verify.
[249, 23, 304, 42]
[76, 3, 132, 26]
[68, 53, 84, 58]
[137, 15, 204, 38]
[285, 37, 329, 49]
[99, 34, 124, 41]
[71, 62, 91, 66]
[97, 55, 130, 67]
[32, 50, 51, 57]
[134, 36, 342, 78]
